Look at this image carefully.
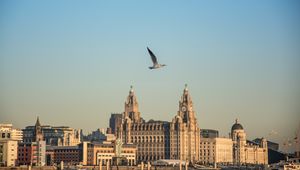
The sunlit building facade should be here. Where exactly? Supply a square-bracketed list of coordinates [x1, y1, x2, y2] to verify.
[23, 117, 81, 146]
[121, 85, 200, 163]
[0, 124, 22, 167]
[231, 119, 268, 165]
[199, 137, 233, 164]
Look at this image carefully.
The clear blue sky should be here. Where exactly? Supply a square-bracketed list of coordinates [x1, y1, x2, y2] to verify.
[1, 1, 299, 152]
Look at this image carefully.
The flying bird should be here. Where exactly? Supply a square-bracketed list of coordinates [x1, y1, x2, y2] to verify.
[147, 47, 166, 69]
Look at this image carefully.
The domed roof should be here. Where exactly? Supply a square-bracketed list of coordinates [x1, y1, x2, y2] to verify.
[231, 119, 244, 131]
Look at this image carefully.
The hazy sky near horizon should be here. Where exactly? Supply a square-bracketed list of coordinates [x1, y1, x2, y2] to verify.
[1, 1, 299, 151]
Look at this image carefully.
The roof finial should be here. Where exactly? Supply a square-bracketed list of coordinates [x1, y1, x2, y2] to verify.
[235, 118, 238, 124]
[184, 84, 188, 91]
[130, 85, 133, 92]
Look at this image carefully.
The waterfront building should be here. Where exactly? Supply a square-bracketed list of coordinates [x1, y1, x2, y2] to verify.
[46, 146, 80, 166]
[81, 141, 137, 166]
[0, 124, 23, 142]
[121, 85, 200, 163]
[23, 117, 81, 146]
[199, 137, 233, 164]
[0, 140, 18, 167]
[231, 119, 268, 165]
[17, 118, 46, 166]
[0, 124, 22, 167]
[17, 141, 46, 166]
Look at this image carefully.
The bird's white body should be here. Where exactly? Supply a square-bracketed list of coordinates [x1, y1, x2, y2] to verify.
[149, 64, 166, 69]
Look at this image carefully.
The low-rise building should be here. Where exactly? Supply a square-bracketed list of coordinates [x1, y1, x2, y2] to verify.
[231, 119, 268, 165]
[0, 123, 22, 167]
[0, 124, 23, 141]
[82, 140, 137, 166]
[0, 140, 18, 167]
[17, 141, 46, 166]
[23, 117, 81, 146]
[200, 137, 233, 164]
[46, 146, 80, 165]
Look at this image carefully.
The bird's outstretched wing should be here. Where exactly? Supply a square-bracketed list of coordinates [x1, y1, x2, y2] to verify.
[147, 47, 158, 65]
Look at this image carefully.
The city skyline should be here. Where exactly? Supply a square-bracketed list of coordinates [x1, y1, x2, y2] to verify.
[1, 1, 300, 153]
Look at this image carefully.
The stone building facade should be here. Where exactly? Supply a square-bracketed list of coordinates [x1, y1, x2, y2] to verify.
[121, 85, 200, 163]
[23, 117, 81, 146]
[18, 117, 46, 166]
[199, 137, 233, 164]
[46, 146, 80, 166]
[81, 141, 137, 166]
[0, 140, 18, 167]
[0, 124, 22, 167]
[231, 119, 268, 165]
[0, 124, 23, 142]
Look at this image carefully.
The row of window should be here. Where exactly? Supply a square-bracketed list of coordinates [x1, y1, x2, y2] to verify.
[131, 124, 164, 131]
[1, 133, 11, 138]
[131, 136, 164, 143]
[138, 155, 163, 160]
[55, 150, 78, 153]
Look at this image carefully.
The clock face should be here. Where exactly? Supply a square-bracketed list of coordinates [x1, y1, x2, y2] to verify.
[181, 106, 187, 112]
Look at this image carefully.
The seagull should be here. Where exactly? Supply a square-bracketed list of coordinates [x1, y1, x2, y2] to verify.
[147, 47, 166, 69]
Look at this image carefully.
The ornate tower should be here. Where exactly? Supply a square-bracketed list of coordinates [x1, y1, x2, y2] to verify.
[124, 86, 141, 123]
[178, 84, 196, 125]
[231, 119, 246, 165]
[34, 116, 43, 142]
[170, 84, 200, 162]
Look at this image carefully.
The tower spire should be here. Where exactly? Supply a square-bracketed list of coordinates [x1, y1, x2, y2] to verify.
[35, 116, 41, 127]
[34, 116, 43, 142]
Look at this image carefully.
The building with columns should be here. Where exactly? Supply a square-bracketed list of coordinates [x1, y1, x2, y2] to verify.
[81, 141, 137, 166]
[121, 85, 200, 163]
[231, 119, 268, 165]
[199, 119, 268, 165]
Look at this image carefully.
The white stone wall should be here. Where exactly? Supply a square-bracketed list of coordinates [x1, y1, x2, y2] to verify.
[0, 140, 18, 167]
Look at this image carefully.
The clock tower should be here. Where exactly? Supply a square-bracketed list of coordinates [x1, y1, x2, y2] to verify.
[178, 84, 196, 125]
[124, 86, 141, 123]
[170, 84, 200, 162]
